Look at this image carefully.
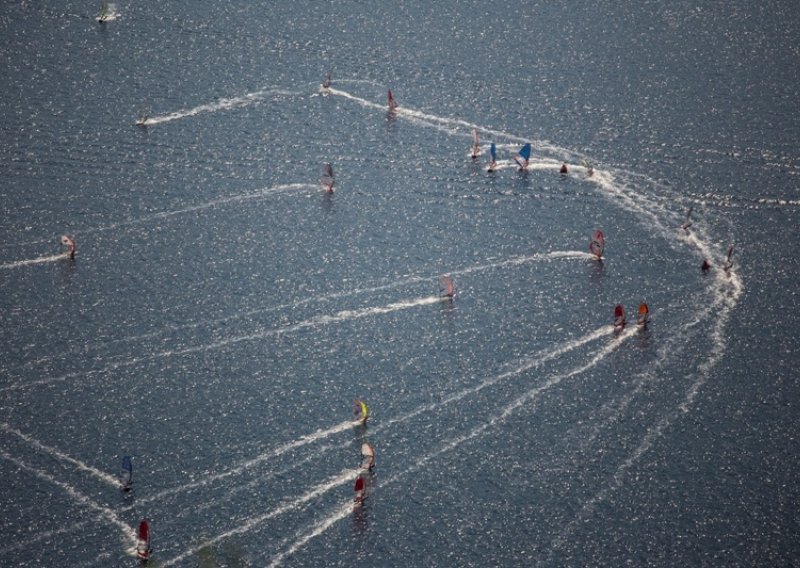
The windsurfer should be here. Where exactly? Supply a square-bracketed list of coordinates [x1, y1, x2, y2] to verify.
[439, 275, 455, 299]
[487, 142, 497, 173]
[515, 143, 531, 171]
[387, 90, 398, 111]
[322, 73, 332, 89]
[354, 474, 367, 504]
[354, 399, 369, 425]
[636, 303, 650, 326]
[614, 304, 626, 328]
[589, 230, 605, 260]
[61, 235, 76, 259]
[470, 129, 479, 160]
[723, 245, 734, 272]
[681, 207, 693, 231]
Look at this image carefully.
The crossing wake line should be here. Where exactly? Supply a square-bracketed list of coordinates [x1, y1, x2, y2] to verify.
[140, 87, 305, 126]
[0, 294, 447, 394]
[1, 249, 593, 387]
[160, 468, 357, 567]
[0, 183, 315, 253]
[0, 451, 137, 549]
[0, 423, 121, 489]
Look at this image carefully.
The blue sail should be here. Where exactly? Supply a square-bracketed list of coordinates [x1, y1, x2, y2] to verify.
[518, 143, 531, 161]
[490, 142, 496, 161]
[121, 455, 133, 490]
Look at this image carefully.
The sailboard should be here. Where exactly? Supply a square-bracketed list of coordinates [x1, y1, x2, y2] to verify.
[135, 519, 151, 560]
[589, 230, 605, 259]
[636, 303, 650, 326]
[353, 399, 369, 425]
[354, 474, 367, 504]
[470, 129, 480, 159]
[120, 455, 133, 492]
[387, 89, 398, 111]
[680, 206, 693, 231]
[487, 142, 497, 172]
[360, 442, 375, 471]
[614, 304, 626, 328]
[439, 275, 455, 299]
[60, 235, 76, 259]
[320, 162, 334, 193]
[514, 143, 531, 171]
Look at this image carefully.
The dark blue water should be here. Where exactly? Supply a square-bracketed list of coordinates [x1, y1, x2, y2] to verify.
[1, 1, 798, 566]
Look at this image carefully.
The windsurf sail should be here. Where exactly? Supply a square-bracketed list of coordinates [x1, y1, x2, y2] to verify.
[354, 474, 367, 504]
[514, 143, 531, 171]
[60, 235, 76, 259]
[488, 142, 497, 172]
[135, 519, 151, 560]
[582, 158, 594, 177]
[320, 162, 334, 192]
[360, 442, 375, 471]
[681, 206, 693, 230]
[387, 90, 398, 111]
[725, 245, 735, 270]
[439, 275, 455, 298]
[589, 230, 605, 259]
[636, 303, 650, 326]
[120, 455, 133, 491]
[322, 73, 332, 89]
[353, 399, 369, 424]
[614, 304, 626, 327]
[471, 129, 480, 159]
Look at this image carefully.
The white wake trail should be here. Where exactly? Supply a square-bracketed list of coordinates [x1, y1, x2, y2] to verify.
[143, 87, 304, 126]
[0, 451, 137, 548]
[0, 423, 121, 489]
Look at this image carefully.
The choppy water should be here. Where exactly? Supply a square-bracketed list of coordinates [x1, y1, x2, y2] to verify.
[1, 1, 798, 566]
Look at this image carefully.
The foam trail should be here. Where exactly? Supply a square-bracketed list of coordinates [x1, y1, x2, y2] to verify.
[267, 327, 637, 565]
[0, 518, 94, 556]
[379, 324, 611, 432]
[1, 295, 445, 393]
[131, 420, 358, 508]
[0, 423, 121, 489]
[143, 87, 303, 126]
[191, 451, 319, 516]
[328, 88, 529, 144]
[161, 468, 357, 567]
[78, 183, 313, 237]
[0, 183, 313, 251]
[0, 451, 137, 547]
[0, 253, 68, 270]
[267, 502, 354, 567]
